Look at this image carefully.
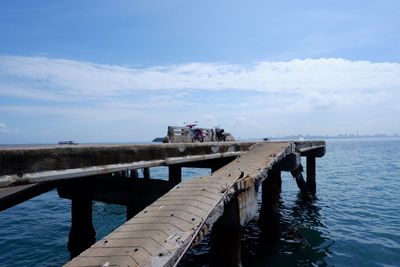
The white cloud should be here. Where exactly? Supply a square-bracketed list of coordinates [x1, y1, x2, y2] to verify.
[1, 56, 399, 96]
[1, 56, 399, 141]
[0, 83, 65, 101]
[1, 56, 399, 115]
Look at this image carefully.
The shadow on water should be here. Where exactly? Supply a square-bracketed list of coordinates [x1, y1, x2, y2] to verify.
[180, 191, 333, 266]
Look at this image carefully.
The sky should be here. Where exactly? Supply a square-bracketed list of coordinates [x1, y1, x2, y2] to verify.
[0, 0, 399, 143]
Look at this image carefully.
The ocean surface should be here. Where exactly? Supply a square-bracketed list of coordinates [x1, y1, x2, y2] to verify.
[0, 138, 399, 266]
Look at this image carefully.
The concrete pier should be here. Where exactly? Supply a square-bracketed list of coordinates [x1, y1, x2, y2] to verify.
[0, 140, 325, 266]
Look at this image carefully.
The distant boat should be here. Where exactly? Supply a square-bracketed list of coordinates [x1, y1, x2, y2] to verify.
[58, 141, 78, 145]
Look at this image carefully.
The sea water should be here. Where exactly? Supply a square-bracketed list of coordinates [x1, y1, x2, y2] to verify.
[0, 138, 399, 266]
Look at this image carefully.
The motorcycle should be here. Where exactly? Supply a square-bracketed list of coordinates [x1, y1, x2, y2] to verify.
[184, 121, 205, 142]
[214, 126, 226, 141]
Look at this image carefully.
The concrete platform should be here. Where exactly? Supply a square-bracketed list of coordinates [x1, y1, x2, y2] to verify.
[0, 183, 55, 211]
[0, 140, 326, 266]
[65, 142, 296, 266]
[0, 142, 256, 188]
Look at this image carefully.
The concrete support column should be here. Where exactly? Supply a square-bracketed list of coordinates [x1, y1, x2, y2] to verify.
[261, 168, 281, 217]
[130, 169, 139, 179]
[143, 168, 150, 180]
[210, 197, 241, 266]
[68, 198, 96, 259]
[306, 156, 316, 194]
[168, 165, 182, 184]
[260, 168, 282, 245]
[291, 164, 310, 196]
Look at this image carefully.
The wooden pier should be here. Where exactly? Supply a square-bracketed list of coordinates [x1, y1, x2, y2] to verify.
[0, 141, 325, 266]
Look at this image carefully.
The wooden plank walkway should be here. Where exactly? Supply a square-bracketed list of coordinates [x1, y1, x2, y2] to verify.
[65, 142, 295, 267]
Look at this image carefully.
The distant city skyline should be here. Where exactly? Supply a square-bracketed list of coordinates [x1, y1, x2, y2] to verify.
[1, 1, 399, 144]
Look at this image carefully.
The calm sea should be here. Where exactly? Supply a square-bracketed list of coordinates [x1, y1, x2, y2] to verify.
[0, 138, 399, 266]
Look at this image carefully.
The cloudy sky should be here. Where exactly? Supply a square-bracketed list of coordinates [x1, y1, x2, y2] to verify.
[0, 0, 399, 143]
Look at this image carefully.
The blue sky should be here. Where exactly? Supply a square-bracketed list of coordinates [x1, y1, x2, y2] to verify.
[0, 0, 399, 143]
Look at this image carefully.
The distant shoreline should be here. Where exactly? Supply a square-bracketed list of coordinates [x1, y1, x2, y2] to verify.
[1, 135, 399, 147]
[235, 135, 400, 142]
[269, 135, 400, 140]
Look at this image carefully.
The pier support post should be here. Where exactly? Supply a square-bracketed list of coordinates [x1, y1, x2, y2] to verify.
[306, 156, 316, 194]
[260, 168, 282, 245]
[68, 198, 96, 259]
[261, 168, 281, 218]
[168, 165, 182, 184]
[210, 197, 241, 266]
[291, 164, 310, 196]
[143, 168, 150, 180]
[130, 169, 139, 179]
